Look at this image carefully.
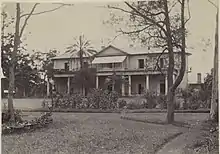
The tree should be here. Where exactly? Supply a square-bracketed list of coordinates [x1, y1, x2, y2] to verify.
[31, 49, 58, 97]
[107, 0, 190, 123]
[208, 0, 218, 121]
[66, 35, 97, 95]
[5, 3, 73, 122]
[105, 72, 129, 93]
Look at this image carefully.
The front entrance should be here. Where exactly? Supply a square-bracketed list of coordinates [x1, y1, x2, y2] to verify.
[138, 84, 143, 94]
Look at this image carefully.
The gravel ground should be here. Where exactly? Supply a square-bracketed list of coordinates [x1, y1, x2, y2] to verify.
[2, 113, 185, 154]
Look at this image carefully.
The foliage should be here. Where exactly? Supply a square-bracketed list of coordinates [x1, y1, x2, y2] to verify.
[2, 109, 23, 124]
[53, 93, 84, 109]
[126, 100, 145, 110]
[177, 87, 211, 110]
[71, 67, 97, 95]
[87, 89, 119, 110]
[2, 112, 53, 135]
[143, 91, 157, 109]
[117, 99, 127, 108]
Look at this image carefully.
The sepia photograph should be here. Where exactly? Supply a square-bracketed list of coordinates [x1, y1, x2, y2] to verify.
[1, 0, 219, 153]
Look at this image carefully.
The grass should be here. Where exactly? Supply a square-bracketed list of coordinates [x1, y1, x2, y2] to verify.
[123, 113, 209, 127]
[2, 113, 185, 154]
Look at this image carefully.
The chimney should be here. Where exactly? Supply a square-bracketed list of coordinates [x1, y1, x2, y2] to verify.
[197, 73, 201, 84]
[148, 46, 150, 50]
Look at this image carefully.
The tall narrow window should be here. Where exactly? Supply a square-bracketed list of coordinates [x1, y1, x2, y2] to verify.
[160, 58, 164, 68]
[138, 59, 144, 69]
[64, 62, 69, 71]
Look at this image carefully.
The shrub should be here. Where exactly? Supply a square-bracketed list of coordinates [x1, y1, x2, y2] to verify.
[2, 110, 23, 124]
[118, 99, 127, 108]
[87, 89, 119, 110]
[143, 91, 157, 109]
[52, 93, 84, 109]
[157, 94, 167, 109]
[126, 100, 144, 109]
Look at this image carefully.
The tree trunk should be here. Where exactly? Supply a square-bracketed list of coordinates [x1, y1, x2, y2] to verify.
[163, 0, 175, 124]
[8, 3, 20, 122]
[210, 10, 218, 121]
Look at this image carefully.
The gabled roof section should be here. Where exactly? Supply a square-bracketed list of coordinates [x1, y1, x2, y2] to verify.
[51, 49, 97, 60]
[94, 45, 129, 57]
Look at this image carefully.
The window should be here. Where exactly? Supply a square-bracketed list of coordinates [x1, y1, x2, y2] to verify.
[83, 61, 89, 67]
[160, 58, 164, 68]
[107, 63, 113, 68]
[138, 59, 144, 69]
[64, 62, 69, 71]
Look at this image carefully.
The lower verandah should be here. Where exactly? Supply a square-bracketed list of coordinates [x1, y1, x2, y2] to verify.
[54, 74, 171, 96]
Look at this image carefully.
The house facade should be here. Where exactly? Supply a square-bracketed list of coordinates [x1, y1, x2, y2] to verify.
[52, 45, 191, 96]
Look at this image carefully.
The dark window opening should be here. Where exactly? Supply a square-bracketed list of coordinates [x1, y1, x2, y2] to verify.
[83, 61, 89, 67]
[107, 63, 113, 68]
[138, 84, 142, 94]
[160, 83, 165, 94]
[160, 58, 164, 68]
[138, 59, 144, 69]
[64, 62, 69, 71]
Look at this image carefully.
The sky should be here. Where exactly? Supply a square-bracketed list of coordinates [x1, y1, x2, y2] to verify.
[2, 0, 218, 83]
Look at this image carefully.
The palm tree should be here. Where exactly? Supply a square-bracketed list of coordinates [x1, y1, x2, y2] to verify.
[66, 35, 96, 69]
[66, 35, 97, 95]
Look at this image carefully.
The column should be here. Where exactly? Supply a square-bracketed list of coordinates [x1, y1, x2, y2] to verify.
[121, 82, 125, 96]
[47, 79, 50, 97]
[145, 74, 149, 91]
[173, 74, 175, 84]
[96, 76, 99, 89]
[165, 75, 168, 95]
[67, 77, 70, 94]
[128, 75, 131, 96]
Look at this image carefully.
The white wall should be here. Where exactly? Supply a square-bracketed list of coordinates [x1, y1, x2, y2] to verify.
[54, 59, 69, 69]
[53, 58, 92, 70]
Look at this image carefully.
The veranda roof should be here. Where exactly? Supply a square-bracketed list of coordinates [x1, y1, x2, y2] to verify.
[92, 56, 126, 64]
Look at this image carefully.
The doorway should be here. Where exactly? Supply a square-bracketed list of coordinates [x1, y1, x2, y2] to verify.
[138, 84, 142, 94]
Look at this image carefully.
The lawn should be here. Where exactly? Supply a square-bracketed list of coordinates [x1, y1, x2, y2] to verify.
[124, 113, 209, 126]
[2, 113, 188, 154]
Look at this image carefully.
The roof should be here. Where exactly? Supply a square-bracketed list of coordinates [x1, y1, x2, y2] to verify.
[51, 49, 97, 60]
[92, 56, 126, 64]
[119, 46, 192, 55]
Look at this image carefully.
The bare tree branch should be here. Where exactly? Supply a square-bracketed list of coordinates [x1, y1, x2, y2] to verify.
[184, 0, 191, 24]
[20, 3, 72, 18]
[118, 24, 154, 35]
[169, 1, 178, 13]
[153, 47, 168, 74]
[19, 3, 39, 38]
[124, 2, 168, 36]
[107, 33, 123, 45]
[107, 5, 135, 15]
[208, 0, 218, 9]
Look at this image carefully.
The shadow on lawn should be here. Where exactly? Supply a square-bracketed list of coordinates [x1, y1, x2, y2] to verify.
[120, 116, 191, 128]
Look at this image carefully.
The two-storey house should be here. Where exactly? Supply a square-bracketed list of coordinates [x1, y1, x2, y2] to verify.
[52, 45, 191, 96]
[51, 49, 96, 94]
